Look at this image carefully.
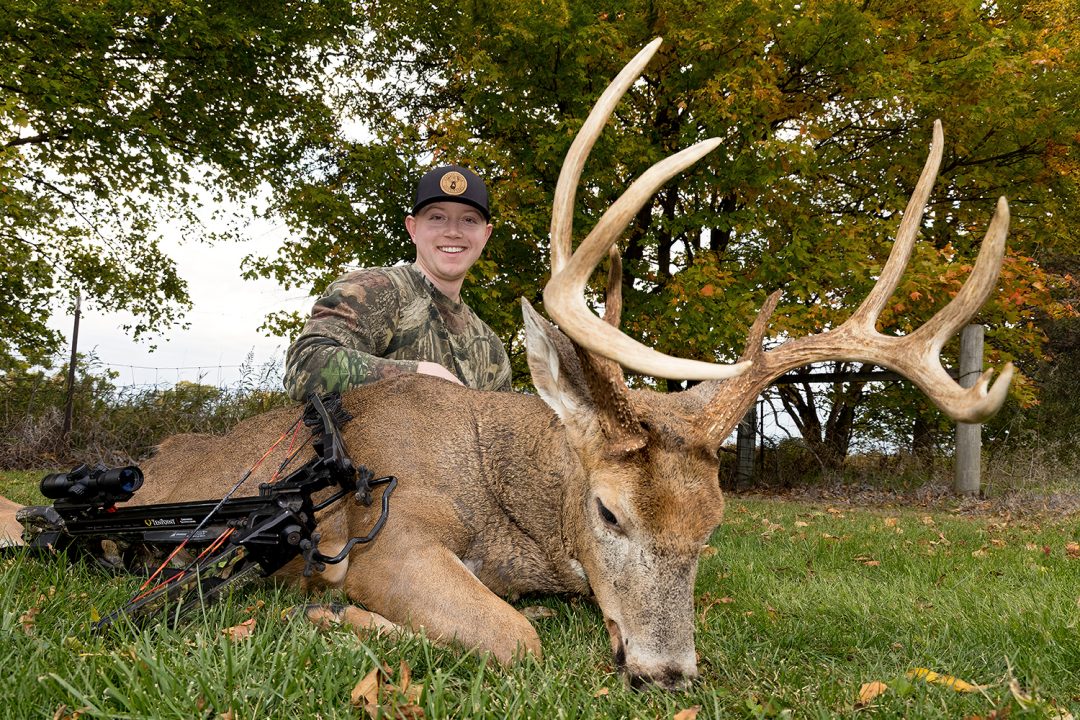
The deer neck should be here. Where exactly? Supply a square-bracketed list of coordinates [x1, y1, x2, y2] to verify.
[469, 396, 593, 596]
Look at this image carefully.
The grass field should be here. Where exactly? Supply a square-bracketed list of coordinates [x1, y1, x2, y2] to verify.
[2, 470, 1079, 719]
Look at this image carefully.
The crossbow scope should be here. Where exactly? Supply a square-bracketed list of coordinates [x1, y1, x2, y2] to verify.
[39, 463, 144, 505]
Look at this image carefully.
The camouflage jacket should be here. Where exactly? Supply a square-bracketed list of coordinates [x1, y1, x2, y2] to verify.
[284, 263, 511, 400]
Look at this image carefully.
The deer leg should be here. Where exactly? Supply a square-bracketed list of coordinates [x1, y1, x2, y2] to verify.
[294, 604, 400, 635]
[344, 544, 542, 664]
[1, 496, 24, 547]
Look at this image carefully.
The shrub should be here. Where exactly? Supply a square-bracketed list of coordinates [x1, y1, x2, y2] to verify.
[0, 353, 292, 469]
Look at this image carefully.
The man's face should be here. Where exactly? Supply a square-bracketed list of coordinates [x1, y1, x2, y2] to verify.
[406, 202, 492, 296]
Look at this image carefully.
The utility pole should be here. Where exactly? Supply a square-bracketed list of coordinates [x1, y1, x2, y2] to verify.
[61, 292, 81, 442]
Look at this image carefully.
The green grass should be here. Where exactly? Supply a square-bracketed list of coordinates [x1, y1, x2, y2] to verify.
[3, 470, 1080, 718]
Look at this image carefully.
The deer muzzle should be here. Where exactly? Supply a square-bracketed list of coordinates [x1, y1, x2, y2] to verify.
[605, 613, 698, 691]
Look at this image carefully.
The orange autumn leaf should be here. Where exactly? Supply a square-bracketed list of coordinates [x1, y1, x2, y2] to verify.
[857, 681, 889, 706]
[674, 706, 701, 720]
[222, 618, 255, 642]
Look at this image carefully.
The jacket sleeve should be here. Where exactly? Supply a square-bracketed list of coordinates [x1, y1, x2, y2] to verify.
[283, 273, 418, 401]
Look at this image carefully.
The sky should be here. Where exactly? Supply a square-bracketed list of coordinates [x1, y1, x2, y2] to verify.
[46, 218, 314, 391]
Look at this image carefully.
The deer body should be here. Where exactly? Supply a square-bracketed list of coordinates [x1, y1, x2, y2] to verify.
[136, 366, 721, 688]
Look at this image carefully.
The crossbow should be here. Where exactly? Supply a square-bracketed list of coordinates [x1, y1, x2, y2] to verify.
[16, 393, 396, 630]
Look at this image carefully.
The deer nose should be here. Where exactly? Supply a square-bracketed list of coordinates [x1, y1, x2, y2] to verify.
[626, 665, 697, 691]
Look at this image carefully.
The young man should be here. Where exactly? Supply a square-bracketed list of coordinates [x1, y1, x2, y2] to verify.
[283, 165, 512, 401]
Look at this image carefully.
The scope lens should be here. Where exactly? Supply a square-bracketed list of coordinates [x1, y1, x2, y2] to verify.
[98, 466, 144, 494]
[117, 467, 143, 493]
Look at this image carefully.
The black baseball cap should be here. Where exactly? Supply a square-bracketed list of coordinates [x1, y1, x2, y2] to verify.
[412, 165, 490, 221]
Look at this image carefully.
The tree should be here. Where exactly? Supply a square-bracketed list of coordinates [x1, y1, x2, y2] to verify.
[247, 0, 1078, 453]
[1, 0, 360, 365]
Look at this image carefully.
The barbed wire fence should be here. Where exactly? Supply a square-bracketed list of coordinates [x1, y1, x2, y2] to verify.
[39, 349, 287, 396]
[0, 349, 292, 468]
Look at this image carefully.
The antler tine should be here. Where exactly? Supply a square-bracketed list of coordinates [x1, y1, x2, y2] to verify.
[915, 196, 1010, 352]
[550, 38, 664, 276]
[908, 195, 1015, 421]
[602, 245, 622, 327]
[695, 123, 1013, 445]
[849, 120, 945, 331]
[545, 38, 751, 381]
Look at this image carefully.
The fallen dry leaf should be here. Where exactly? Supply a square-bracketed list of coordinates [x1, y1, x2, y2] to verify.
[1008, 677, 1033, 708]
[393, 704, 426, 719]
[673, 706, 701, 720]
[907, 667, 979, 692]
[352, 661, 426, 719]
[884, 517, 899, 528]
[521, 606, 557, 620]
[794, 520, 810, 528]
[20, 606, 40, 635]
[921, 515, 935, 526]
[697, 594, 734, 622]
[593, 687, 609, 698]
[1066, 542, 1080, 559]
[700, 545, 718, 556]
[52, 705, 87, 720]
[760, 519, 783, 536]
[351, 667, 384, 708]
[222, 618, 256, 642]
[857, 681, 889, 706]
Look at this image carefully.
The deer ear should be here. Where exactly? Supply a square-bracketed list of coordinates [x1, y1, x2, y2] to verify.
[521, 298, 594, 422]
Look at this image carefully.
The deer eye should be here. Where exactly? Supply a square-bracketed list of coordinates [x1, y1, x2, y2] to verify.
[596, 499, 619, 528]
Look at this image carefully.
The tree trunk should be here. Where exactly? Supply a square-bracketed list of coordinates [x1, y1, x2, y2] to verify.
[777, 362, 865, 471]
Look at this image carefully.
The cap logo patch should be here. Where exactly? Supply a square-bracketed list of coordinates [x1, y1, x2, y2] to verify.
[439, 171, 468, 195]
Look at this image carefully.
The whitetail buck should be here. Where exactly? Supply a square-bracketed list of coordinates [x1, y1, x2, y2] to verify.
[8, 39, 1013, 690]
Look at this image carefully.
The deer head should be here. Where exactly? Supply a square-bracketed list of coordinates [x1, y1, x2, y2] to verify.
[523, 38, 1012, 690]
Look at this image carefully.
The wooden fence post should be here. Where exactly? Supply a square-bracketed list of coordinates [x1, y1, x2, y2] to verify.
[954, 324, 983, 496]
[735, 404, 757, 489]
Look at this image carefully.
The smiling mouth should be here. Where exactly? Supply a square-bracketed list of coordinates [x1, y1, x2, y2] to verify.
[438, 246, 466, 254]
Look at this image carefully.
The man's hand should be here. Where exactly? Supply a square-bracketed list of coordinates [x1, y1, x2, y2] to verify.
[417, 361, 464, 385]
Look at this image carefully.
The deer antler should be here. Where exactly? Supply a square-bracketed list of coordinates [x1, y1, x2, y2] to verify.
[544, 38, 751, 381]
[696, 120, 1013, 443]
